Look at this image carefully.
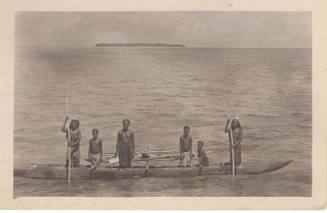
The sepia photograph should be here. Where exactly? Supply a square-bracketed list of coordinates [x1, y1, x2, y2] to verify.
[13, 11, 313, 198]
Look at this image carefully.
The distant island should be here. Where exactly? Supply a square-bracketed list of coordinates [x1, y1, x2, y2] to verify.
[95, 43, 186, 48]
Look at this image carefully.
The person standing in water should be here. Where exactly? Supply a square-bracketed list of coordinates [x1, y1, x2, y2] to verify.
[225, 118, 242, 174]
[179, 125, 193, 167]
[115, 119, 135, 168]
[61, 116, 81, 167]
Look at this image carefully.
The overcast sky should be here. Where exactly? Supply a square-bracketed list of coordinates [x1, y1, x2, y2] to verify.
[16, 12, 311, 48]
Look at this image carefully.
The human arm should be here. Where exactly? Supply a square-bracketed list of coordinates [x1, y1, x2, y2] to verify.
[114, 132, 120, 158]
[179, 137, 182, 166]
[239, 128, 243, 142]
[61, 116, 69, 133]
[225, 118, 231, 133]
[88, 140, 91, 160]
[131, 132, 135, 159]
[100, 139, 103, 161]
[189, 137, 193, 165]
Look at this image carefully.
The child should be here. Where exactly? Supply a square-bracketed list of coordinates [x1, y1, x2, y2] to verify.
[179, 125, 192, 167]
[61, 116, 81, 168]
[197, 141, 209, 167]
[88, 128, 102, 172]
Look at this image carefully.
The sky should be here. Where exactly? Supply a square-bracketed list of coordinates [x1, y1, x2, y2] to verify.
[15, 12, 311, 48]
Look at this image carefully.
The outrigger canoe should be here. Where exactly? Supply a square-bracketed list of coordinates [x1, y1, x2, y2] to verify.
[14, 160, 292, 180]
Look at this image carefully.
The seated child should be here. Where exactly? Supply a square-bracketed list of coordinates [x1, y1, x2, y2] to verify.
[197, 141, 209, 175]
[89, 129, 102, 173]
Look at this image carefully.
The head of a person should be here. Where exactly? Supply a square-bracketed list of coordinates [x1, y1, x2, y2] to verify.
[231, 118, 242, 130]
[183, 125, 190, 136]
[122, 119, 131, 131]
[92, 128, 99, 138]
[69, 120, 79, 130]
[197, 141, 204, 149]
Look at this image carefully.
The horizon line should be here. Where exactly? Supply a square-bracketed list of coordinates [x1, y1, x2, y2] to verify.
[15, 45, 312, 49]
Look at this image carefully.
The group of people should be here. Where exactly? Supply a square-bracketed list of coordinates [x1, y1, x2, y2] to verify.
[61, 116, 243, 173]
[61, 118, 135, 172]
[178, 117, 242, 173]
[179, 125, 209, 168]
[179, 125, 209, 173]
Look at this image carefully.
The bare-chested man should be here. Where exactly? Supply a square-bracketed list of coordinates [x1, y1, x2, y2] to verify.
[115, 119, 135, 168]
[61, 117, 81, 168]
[179, 125, 192, 167]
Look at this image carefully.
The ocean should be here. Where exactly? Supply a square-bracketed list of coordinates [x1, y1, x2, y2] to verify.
[14, 47, 312, 197]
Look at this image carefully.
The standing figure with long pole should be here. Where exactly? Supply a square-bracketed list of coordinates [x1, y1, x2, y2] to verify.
[61, 95, 82, 182]
[64, 116, 72, 182]
[225, 117, 243, 180]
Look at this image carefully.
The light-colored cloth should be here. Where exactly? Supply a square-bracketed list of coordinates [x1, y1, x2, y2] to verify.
[181, 151, 191, 167]
[90, 153, 101, 169]
[108, 156, 119, 165]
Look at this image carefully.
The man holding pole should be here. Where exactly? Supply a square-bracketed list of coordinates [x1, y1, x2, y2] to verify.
[62, 116, 81, 168]
[225, 118, 243, 177]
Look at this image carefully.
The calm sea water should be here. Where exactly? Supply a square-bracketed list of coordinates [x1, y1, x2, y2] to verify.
[14, 47, 311, 197]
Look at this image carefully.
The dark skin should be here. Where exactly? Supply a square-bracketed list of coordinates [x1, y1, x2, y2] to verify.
[197, 142, 203, 175]
[197, 141, 203, 150]
[197, 141, 205, 163]
[61, 116, 70, 132]
[123, 121, 129, 131]
[88, 130, 102, 162]
[114, 120, 135, 159]
[225, 118, 240, 149]
[179, 127, 192, 166]
[61, 116, 80, 146]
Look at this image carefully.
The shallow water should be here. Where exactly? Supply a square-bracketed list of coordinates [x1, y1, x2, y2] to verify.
[14, 47, 311, 197]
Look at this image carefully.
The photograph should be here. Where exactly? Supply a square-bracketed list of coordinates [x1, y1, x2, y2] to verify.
[13, 11, 312, 198]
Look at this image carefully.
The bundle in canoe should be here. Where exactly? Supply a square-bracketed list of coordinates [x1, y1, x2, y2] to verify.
[14, 160, 292, 180]
[100, 148, 215, 165]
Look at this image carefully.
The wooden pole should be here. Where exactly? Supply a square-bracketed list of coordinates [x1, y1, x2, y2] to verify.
[145, 146, 149, 177]
[229, 123, 235, 181]
[66, 94, 71, 183]
[224, 101, 235, 181]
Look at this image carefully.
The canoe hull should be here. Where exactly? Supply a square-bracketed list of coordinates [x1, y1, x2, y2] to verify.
[14, 160, 292, 180]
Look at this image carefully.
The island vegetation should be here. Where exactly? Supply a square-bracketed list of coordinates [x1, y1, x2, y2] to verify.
[95, 42, 186, 48]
